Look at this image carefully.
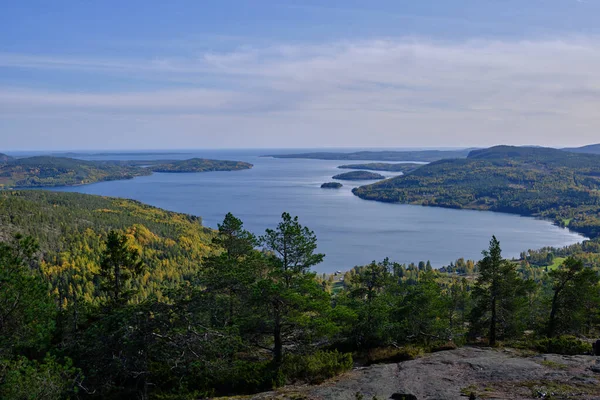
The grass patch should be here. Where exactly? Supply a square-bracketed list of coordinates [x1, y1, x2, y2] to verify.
[539, 360, 568, 370]
[366, 346, 424, 365]
[523, 380, 598, 399]
[547, 257, 566, 271]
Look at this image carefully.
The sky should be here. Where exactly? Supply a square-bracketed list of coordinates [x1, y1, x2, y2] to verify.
[2, 0, 600, 150]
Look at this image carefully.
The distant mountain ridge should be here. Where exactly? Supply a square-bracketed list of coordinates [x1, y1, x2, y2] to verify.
[563, 143, 600, 155]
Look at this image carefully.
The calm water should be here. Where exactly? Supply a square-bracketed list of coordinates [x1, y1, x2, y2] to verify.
[51, 149, 585, 273]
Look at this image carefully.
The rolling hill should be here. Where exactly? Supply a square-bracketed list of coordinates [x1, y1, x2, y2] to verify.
[353, 146, 600, 239]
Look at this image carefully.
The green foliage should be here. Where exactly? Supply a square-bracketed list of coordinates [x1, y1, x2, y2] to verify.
[0, 190, 215, 304]
[546, 257, 600, 337]
[0, 235, 56, 358]
[533, 336, 591, 355]
[470, 236, 533, 345]
[282, 350, 353, 384]
[0, 355, 81, 400]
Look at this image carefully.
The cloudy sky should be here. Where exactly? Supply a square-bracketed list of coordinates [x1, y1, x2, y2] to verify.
[2, 0, 600, 150]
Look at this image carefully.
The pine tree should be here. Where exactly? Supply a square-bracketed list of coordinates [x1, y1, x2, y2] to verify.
[470, 236, 531, 346]
[98, 230, 144, 305]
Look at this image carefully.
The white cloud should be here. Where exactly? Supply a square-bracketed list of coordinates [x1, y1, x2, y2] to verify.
[1, 37, 600, 149]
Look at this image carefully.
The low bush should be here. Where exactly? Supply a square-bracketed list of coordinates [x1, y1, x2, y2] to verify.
[533, 336, 591, 355]
[283, 350, 353, 384]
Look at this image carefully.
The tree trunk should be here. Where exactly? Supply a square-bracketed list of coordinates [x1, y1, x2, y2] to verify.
[274, 311, 282, 365]
[548, 289, 560, 338]
[489, 296, 497, 346]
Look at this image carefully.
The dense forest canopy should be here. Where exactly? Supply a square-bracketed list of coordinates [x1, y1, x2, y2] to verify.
[353, 146, 600, 239]
[0, 190, 215, 303]
[0, 156, 253, 188]
[337, 162, 424, 173]
[0, 191, 599, 399]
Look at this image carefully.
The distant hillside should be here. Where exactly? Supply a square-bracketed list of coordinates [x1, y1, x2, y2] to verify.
[0, 156, 253, 188]
[148, 158, 253, 173]
[563, 143, 600, 155]
[264, 149, 472, 162]
[0, 190, 215, 302]
[0, 156, 151, 188]
[338, 162, 423, 173]
[0, 153, 13, 162]
[353, 145, 600, 239]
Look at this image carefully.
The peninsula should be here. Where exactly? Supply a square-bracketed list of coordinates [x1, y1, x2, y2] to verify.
[0, 156, 253, 189]
[337, 162, 423, 173]
[353, 146, 600, 239]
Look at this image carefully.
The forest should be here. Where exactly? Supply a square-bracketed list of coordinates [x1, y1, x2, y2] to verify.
[0, 156, 151, 188]
[353, 146, 600, 239]
[0, 156, 252, 188]
[1, 190, 600, 399]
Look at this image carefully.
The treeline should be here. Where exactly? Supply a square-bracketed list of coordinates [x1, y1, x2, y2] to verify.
[1, 205, 600, 398]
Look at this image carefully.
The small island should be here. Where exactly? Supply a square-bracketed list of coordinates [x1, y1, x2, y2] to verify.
[321, 182, 343, 189]
[332, 171, 386, 181]
[148, 158, 253, 173]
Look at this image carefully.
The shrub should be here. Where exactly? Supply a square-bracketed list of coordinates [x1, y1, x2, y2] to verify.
[534, 336, 591, 355]
[282, 350, 353, 384]
[366, 346, 424, 365]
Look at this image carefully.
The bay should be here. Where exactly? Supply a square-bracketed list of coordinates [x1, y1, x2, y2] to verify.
[51, 149, 585, 273]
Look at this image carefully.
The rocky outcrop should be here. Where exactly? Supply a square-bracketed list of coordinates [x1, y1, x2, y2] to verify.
[245, 347, 600, 400]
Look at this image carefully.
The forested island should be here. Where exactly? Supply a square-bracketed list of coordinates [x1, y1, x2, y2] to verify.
[148, 158, 252, 173]
[338, 162, 423, 173]
[321, 182, 343, 188]
[332, 171, 386, 180]
[2, 190, 600, 399]
[0, 155, 253, 188]
[353, 145, 600, 239]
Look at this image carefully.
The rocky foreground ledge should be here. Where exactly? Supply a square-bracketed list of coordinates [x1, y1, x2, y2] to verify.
[240, 347, 600, 400]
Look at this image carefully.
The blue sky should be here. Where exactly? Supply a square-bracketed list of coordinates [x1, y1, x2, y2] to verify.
[2, 0, 600, 150]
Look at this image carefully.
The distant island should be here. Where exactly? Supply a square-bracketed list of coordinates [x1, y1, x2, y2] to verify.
[332, 171, 386, 181]
[0, 153, 13, 162]
[0, 156, 253, 189]
[321, 182, 343, 189]
[264, 149, 472, 162]
[148, 158, 253, 173]
[337, 162, 423, 173]
[353, 145, 600, 239]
